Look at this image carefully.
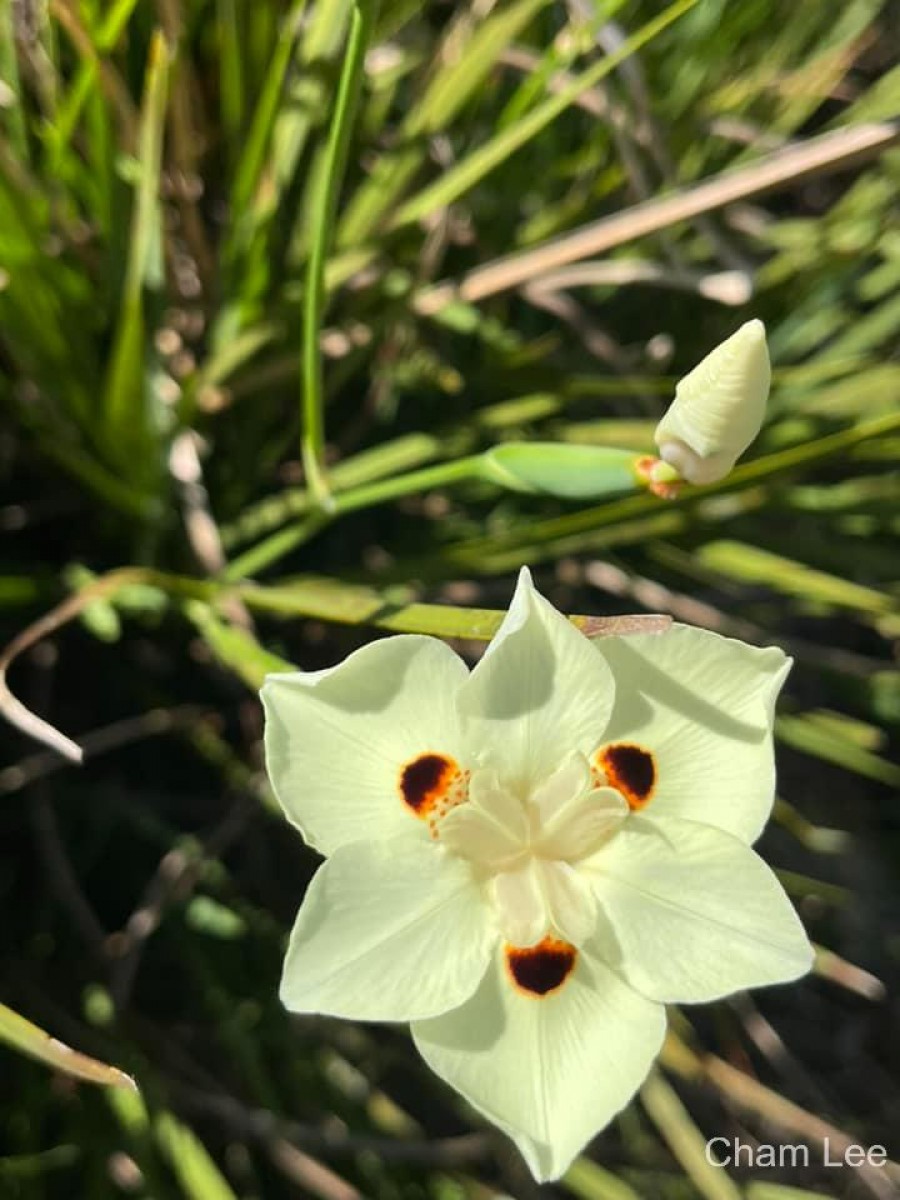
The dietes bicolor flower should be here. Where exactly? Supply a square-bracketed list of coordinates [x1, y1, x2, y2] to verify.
[261, 568, 812, 1181]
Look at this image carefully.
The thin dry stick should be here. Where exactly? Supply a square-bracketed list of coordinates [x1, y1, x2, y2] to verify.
[174, 1083, 491, 1166]
[109, 793, 254, 1009]
[521, 285, 626, 365]
[169, 431, 254, 630]
[662, 1034, 900, 1199]
[705, 1053, 900, 1199]
[32, 791, 109, 956]
[0, 568, 150, 762]
[267, 1141, 362, 1200]
[414, 121, 900, 312]
[813, 945, 886, 1001]
[525, 260, 753, 305]
[502, 37, 750, 276]
[0, 705, 207, 795]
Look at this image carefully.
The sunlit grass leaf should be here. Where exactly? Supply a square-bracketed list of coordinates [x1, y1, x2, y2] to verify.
[156, 1104, 241, 1200]
[776, 712, 900, 786]
[185, 601, 294, 688]
[641, 1071, 742, 1200]
[110, 1089, 240, 1200]
[337, 0, 551, 246]
[0, 1002, 135, 1091]
[697, 540, 894, 617]
[562, 1156, 644, 1200]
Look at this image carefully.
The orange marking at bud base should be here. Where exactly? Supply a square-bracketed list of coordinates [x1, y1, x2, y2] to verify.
[635, 455, 683, 500]
[505, 936, 577, 997]
[593, 742, 656, 810]
[399, 752, 466, 824]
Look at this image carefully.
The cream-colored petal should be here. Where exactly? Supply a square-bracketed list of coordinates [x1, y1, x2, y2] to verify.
[468, 769, 531, 842]
[592, 623, 790, 844]
[585, 816, 814, 1003]
[491, 863, 547, 947]
[458, 568, 615, 795]
[530, 754, 592, 826]
[438, 803, 523, 868]
[280, 838, 495, 1021]
[536, 860, 597, 947]
[536, 786, 628, 862]
[412, 941, 666, 1182]
[262, 636, 469, 855]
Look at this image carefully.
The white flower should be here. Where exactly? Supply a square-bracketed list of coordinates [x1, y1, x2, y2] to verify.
[655, 319, 771, 484]
[261, 568, 812, 1182]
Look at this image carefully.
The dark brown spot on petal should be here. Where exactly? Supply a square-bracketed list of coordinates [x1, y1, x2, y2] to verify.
[399, 752, 463, 819]
[594, 743, 656, 810]
[505, 936, 577, 997]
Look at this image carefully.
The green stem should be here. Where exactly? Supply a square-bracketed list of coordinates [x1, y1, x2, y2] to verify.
[222, 455, 484, 580]
[436, 409, 900, 567]
[301, 0, 379, 508]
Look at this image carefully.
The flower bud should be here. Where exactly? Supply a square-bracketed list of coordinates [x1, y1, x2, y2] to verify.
[654, 319, 770, 485]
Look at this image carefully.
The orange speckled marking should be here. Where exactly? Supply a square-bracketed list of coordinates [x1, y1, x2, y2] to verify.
[505, 936, 577, 997]
[592, 742, 656, 810]
[635, 455, 683, 500]
[399, 753, 468, 831]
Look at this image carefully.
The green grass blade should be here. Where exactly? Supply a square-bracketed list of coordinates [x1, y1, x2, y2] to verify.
[45, 0, 140, 168]
[155, 1111, 240, 1200]
[101, 30, 168, 488]
[386, 0, 697, 232]
[776, 714, 900, 786]
[217, 0, 245, 153]
[227, 0, 307, 245]
[336, 0, 550, 246]
[697, 540, 894, 616]
[301, 0, 380, 506]
[641, 1071, 743, 1200]
[185, 602, 294, 688]
[0, 0, 29, 158]
[563, 1157, 644, 1200]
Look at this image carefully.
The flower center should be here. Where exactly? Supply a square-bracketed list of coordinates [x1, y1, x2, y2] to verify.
[436, 754, 628, 948]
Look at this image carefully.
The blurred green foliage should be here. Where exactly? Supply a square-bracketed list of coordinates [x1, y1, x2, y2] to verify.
[1, 0, 899, 1196]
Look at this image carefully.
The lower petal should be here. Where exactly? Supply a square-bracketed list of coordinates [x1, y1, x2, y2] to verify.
[280, 838, 495, 1021]
[538, 860, 597, 947]
[492, 863, 546, 947]
[411, 941, 665, 1182]
[586, 816, 814, 1003]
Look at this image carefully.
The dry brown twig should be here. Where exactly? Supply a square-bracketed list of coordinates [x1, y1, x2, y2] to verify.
[0, 568, 151, 763]
[414, 121, 900, 313]
[662, 1032, 900, 1199]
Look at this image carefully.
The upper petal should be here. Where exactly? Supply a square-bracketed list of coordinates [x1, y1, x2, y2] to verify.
[262, 635, 470, 855]
[412, 939, 665, 1182]
[585, 816, 813, 1004]
[280, 837, 495, 1021]
[592, 624, 790, 844]
[458, 568, 615, 795]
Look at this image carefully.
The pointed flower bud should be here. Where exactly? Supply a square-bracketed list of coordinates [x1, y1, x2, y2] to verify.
[654, 319, 771, 485]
